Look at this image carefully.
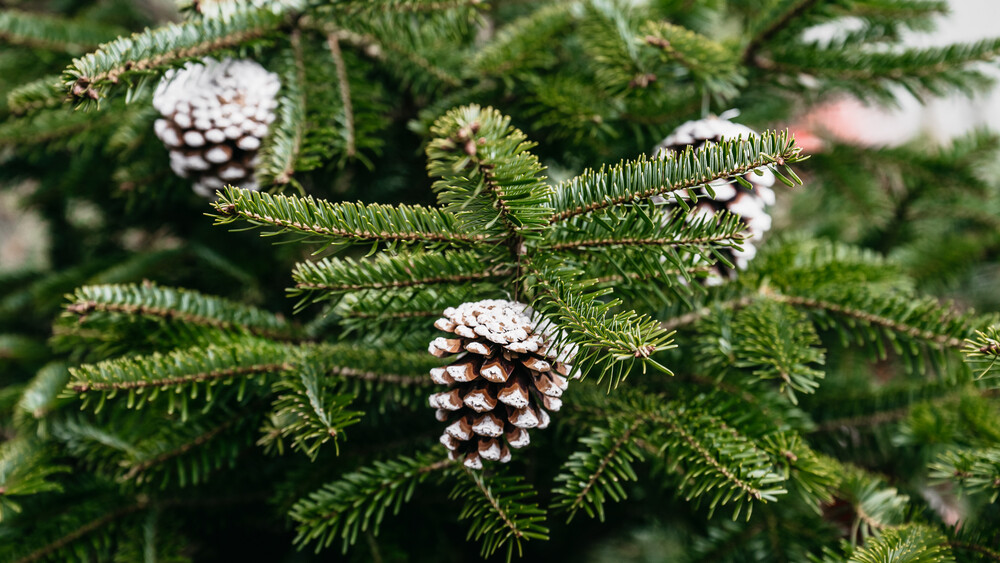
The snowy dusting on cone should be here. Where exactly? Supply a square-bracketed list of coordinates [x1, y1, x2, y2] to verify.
[428, 299, 576, 469]
[153, 58, 280, 198]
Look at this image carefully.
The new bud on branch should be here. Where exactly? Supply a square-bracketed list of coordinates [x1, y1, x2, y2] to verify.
[152, 58, 280, 198]
[427, 300, 576, 470]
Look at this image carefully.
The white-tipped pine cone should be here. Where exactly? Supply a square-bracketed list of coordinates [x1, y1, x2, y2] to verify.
[152, 58, 280, 198]
[652, 116, 777, 284]
[428, 300, 575, 470]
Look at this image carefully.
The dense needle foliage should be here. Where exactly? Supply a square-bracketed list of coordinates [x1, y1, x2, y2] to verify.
[3, 1, 1000, 561]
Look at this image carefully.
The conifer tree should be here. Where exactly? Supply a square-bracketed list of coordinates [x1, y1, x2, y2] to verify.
[3, 1, 1000, 561]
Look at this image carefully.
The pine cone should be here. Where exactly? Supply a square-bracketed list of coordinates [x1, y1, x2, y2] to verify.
[427, 300, 575, 469]
[652, 116, 777, 284]
[152, 58, 280, 198]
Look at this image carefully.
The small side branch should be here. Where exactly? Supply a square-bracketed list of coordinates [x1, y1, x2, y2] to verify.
[13, 503, 147, 563]
[315, 458, 452, 520]
[70, 25, 276, 101]
[773, 294, 966, 349]
[276, 29, 307, 185]
[742, 0, 822, 64]
[326, 32, 356, 158]
[568, 422, 640, 515]
[121, 418, 238, 482]
[948, 541, 1000, 562]
[549, 233, 745, 252]
[466, 469, 525, 542]
[655, 413, 763, 501]
[295, 268, 512, 292]
[65, 300, 294, 341]
[548, 154, 795, 225]
[70, 363, 290, 392]
[324, 28, 462, 88]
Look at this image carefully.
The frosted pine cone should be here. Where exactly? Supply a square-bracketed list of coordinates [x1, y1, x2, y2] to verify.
[653, 116, 777, 284]
[152, 58, 280, 198]
[428, 300, 575, 470]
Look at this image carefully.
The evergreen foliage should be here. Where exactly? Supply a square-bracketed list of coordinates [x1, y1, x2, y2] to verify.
[3, 0, 1000, 561]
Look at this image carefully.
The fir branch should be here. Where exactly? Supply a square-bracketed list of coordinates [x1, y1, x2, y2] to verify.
[806, 376, 979, 435]
[335, 0, 483, 13]
[674, 242, 961, 364]
[53, 408, 259, 487]
[64, 283, 301, 341]
[6, 494, 267, 563]
[592, 264, 716, 286]
[326, 32, 356, 158]
[11, 502, 146, 563]
[331, 283, 493, 345]
[0, 106, 118, 147]
[742, 0, 822, 63]
[472, 4, 573, 76]
[64, 4, 293, 103]
[551, 419, 643, 522]
[452, 467, 549, 559]
[946, 541, 1000, 562]
[848, 524, 955, 563]
[339, 308, 440, 321]
[191, 0, 301, 18]
[529, 267, 675, 387]
[813, 407, 912, 432]
[0, 334, 46, 362]
[755, 235, 908, 295]
[427, 105, 553, 237]
[316, 10, 468, 91]
[731, 301, 826, 404]
[964, 326, 1000, 380]
[848, 0, 948, 21]
[70, 360, 286, 392]
[67, 339, 292, 412]
[327, 366, 431, 387]
[118, 418, 238, 483]
[309, 342, 439, 388]
[762, 39, 1000, 101]
[834, 464, 910, 539]
[565, 245, 711, 303]
[0, 439, 68, 521]
[6, 76, 65, 115]
[771, 293, 967, 350]
[655, 411, 775, 512]
[546, 133, 804, 224]
[290, 450, 453, 552]
[0, 10, 124, 53]
[578, 3, 652, 94]
[544, 204, 750, 287]
[213, 186, 488, 248]
[16, 363, 70, 421]
[256, 31, 306, 188]
[289, 250, 511, 306]
[268, 359, 362, 460]
[641, 20, 744, 98]
[929, 448, 1000, 502]
[573, 392, 791, 520]
[547, 223, 747, 252]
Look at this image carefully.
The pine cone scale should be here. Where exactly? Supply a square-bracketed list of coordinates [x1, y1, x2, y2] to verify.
[427, 300, 575, 469]
[153, 58, 279, 198]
